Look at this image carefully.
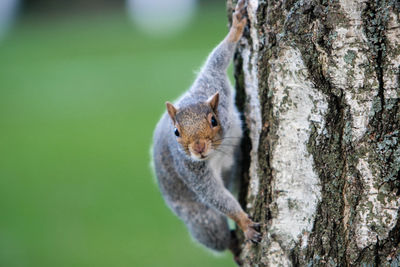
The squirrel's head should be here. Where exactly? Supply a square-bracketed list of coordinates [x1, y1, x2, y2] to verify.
[166, 92, 222, 160]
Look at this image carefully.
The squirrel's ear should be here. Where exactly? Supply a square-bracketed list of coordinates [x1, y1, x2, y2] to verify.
[207, 92, 219, 112]
[166, 102, 177, 123]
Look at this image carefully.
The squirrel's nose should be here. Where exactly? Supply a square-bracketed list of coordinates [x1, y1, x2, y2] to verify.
[193, 140, 206, 154]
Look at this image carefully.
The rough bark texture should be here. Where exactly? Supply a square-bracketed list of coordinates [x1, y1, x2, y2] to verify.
[228, 0, 400, 266]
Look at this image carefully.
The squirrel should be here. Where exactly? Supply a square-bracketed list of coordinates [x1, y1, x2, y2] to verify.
[152, 0, 260, 257]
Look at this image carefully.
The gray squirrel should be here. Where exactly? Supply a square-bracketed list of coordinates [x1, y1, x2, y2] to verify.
[152, 0, 260, 257]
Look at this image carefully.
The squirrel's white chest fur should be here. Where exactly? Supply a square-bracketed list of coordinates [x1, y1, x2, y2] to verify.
[207, 115, 242, 181]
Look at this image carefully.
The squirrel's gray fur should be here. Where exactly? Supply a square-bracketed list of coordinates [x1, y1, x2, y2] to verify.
[152, 0, 260, 253]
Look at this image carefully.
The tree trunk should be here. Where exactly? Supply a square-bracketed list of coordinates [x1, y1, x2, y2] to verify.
[228, 0, 400, 266]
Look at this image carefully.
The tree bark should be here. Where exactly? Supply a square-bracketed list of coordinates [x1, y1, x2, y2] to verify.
[228, 0, 400, 266]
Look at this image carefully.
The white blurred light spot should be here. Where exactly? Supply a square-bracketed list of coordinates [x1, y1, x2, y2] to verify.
[0, 0, 19, 41]
[127, 0, 197, 37]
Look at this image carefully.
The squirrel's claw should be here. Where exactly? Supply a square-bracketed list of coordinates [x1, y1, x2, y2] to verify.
[252, 222, 261, 232]
[244, 222, 262, 244]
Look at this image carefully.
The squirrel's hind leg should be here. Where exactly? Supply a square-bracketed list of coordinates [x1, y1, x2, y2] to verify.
[177, 202, 231, 252]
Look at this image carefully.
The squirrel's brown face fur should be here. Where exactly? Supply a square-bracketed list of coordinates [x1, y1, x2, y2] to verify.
[166, 93, 222, 160]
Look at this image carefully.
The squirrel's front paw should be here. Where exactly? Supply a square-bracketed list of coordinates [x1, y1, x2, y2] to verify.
[233, 0, 247, 29]
[244, 222, 262, 244]
[228, 0, 247, 42]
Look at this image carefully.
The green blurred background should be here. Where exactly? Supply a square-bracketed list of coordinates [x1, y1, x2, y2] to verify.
[0, 0, 236, 266]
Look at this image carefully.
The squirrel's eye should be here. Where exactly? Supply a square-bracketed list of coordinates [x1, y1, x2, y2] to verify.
[174, 128, 180, 137]
[211, 116, 218, 127]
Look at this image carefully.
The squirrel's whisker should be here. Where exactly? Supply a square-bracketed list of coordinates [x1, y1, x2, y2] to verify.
[214, 148, 230, 157]
[213, 143, 236, 148]
[213, 140, 237, 145]
[214, 136, 242, 141]
[211, 141, 234, 146]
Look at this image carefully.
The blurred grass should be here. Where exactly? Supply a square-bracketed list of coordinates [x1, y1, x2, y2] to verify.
[0, 3, 236, 267]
